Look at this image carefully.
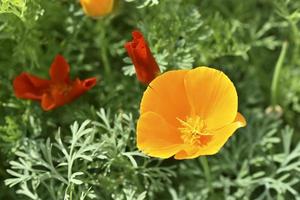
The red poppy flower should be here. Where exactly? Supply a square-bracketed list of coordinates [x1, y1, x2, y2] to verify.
[13, 55, 97, 111]
[125, 31, 160, 84]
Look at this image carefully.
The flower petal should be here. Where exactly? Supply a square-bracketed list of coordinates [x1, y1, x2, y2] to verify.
[66, 78, 97, 100]
[13, 72, 50, 100]
[81, 77, 97, 90]
[125, 31, 160, 84]
[41, 93, 56, 111]
[140, 70, 190, 127]
[80, 0, 114, 17]
[49, 55, 70, 83]
[137, 112, 183, 159]
[45, 78, 97, 110]
[174, 112, 246, 159]
[174, 146, 199, 160]
[184, 67, 238, 129]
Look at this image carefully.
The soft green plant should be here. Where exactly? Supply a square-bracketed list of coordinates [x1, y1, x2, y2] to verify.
[169, 111, 300, 200]
[0, 0, 28, 20]
[5, 109, 176, 200]
[1, 0, 300, 199]
[125, 0, 159, 8]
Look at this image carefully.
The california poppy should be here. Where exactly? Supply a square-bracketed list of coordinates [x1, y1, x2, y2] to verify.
[137, 67, 246, 159]
[13, 55, 97, 111]
[125, 31, 160, 84]
[80, 0, 114, 17]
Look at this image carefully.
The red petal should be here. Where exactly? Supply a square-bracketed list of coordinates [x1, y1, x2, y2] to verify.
[49, 55, 70, 83]
[124, 42, 134, 59]
[66, 78, 97, 100]
[132, 30, 143, 46]
[82, 77, 97, 90]
[13, 73, 50, 100]
[125, 30, 160, 84]
[44, 77, 97, 110]
[41, 93, 56, 111]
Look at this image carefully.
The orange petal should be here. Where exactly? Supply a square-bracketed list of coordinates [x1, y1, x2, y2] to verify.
[49, 55, 70, 83]
[137, 112, 183, 159]
[140, 70, 190, 127]
[41, 93, 56, 111]
[174, 146, 199, 160]
[80, 0, 114, 17]
[13, 73, 50, 100]
[174, 112, 246, 159]
[184, 67, 238, 129]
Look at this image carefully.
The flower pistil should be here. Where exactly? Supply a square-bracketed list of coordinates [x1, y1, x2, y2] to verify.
[178, 116, 213, 147]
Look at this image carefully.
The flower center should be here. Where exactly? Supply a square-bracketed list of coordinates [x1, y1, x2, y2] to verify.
[178, 116, 213, 146]
[49, 82, 72, 96]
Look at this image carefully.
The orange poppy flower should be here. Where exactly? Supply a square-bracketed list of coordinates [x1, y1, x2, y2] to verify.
[80, 0, 114, 17]
[137, 67, 246, 159]
[13, 55, 97, 111]
[125, 31, 160, 84]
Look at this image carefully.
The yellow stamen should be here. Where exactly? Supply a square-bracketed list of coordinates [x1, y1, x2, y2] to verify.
[178, 116, 213, 146]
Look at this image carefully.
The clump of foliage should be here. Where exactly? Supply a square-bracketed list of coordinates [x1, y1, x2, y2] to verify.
[5, 110, 175, 199]
[1, 0, 300, 199]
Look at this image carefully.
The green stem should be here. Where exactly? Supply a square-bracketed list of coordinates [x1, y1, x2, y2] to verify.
[0, 165, 6, 177]
[271, 41, 288, 107]
[290, 20, 300, 65]
[199, 156, 213, 193]
[62, 18, 85, 57]
[99, 21, 111, 76]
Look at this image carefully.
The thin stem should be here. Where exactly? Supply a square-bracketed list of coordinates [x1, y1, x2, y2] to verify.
[289, 19, 300, 65]
[0, 165, 6, 177]
[62, 17, 86, 57]
[271, 41, 288, 107]
[99, 20, 111, 76]
[199, 156, 213, 193]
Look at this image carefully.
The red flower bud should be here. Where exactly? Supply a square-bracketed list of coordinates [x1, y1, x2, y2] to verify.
[125, 31, 160, 84]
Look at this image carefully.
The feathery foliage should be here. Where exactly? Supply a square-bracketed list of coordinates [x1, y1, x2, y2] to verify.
[1, 0, 300, 199]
